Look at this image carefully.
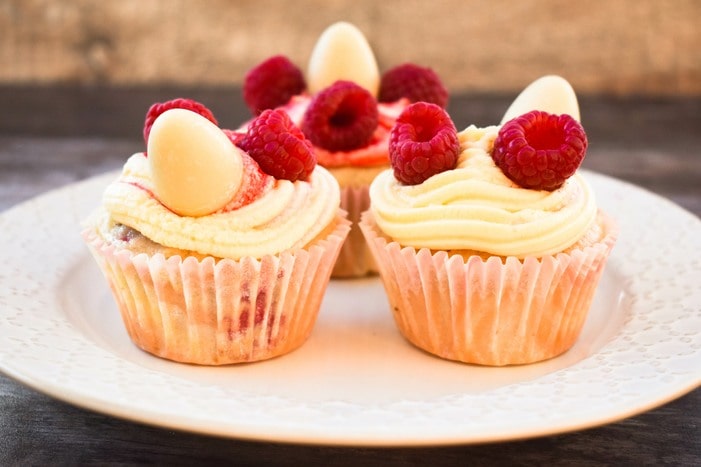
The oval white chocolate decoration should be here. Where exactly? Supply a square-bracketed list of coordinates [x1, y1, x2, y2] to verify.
[307, 22, 380, 96]
[147, 108, 244, 217]
[501, 75, 581, 124]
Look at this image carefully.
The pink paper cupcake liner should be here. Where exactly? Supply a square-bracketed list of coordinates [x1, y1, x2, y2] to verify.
[82, 215, 350, 365]
[331, 185, 377, 278]
[359, 211, 618, 366]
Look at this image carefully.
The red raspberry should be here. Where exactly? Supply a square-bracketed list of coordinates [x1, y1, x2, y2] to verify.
[389, 102, 459, 185]
[237, 109, 316, 181]
[492, 110, 587, 191]
[243, 55, 306, 115]
[379, 63, 448, 108]
[301, 80, 379, 152]
[143, 98, 217, 147]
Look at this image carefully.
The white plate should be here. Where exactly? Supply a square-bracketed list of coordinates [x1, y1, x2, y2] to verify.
[0, 171, 699, 446]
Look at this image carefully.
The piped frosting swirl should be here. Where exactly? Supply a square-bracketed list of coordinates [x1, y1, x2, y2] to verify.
[369, 125, 597, 258]
[101, 152, 340, 260]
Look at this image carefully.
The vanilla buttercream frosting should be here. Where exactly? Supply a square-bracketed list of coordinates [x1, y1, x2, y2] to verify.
[96, 152, 340, 260]
[369, 125, 598, 258]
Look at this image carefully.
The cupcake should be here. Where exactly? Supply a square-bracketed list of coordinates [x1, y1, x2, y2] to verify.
[82, 99, 349, 365]
[360, 76, 618, 366]
[239, 22, 448, 277]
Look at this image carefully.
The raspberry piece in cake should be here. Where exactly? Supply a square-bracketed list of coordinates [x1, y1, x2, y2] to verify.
[301, 80, 379, 152]
[143, 98, 217, 148]
[492, 110, 587, 191]
[238, 109, 316, 182]
[243, 55, 307, 115]
[379, 63, 448, 108]
[389, 102, 459, 185]
[222, 129, 247, 147]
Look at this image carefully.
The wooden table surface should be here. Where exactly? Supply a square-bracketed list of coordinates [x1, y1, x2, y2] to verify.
[0, 87, 699, 466]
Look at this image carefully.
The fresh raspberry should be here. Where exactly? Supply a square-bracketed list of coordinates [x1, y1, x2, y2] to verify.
[143, 98, 217, 147]
[379, 63, 449, 108]
[301, 80, 378, 152]
[243, 55, 307, 115]
[237, 109, 316, 181]
[492, 110, 587, 191]
[389, 102, 459, 185]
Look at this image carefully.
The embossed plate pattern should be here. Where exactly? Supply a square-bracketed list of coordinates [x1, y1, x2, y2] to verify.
[0, 171, 699, 446]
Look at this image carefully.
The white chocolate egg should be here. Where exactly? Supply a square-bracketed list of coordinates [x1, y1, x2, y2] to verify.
[147, 108, 244, 217]
[500, 75, 580, 124]
[307, 21, 380, 96]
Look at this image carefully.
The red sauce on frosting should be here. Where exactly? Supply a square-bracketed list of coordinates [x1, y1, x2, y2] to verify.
[123, 152, 274, 215]
[219, 153, 274, 212]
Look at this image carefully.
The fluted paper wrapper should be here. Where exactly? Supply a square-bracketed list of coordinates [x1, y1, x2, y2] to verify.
[82, 216, 350, 365]
[360, 211, 618, 366]
[331, 185, 377, 278]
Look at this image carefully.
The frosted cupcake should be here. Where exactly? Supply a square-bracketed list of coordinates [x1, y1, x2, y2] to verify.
[360, 76, 618, 366]
[239, 22, 448, 277]
[82, 99, 349, 365]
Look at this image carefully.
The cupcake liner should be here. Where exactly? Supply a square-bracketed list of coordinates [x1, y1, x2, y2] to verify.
[331, 185, 377, 278]
[82, 214, 350, 365]
[360, 211, 618, 366]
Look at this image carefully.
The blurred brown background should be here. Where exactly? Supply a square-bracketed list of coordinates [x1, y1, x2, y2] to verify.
[1, 0, 699, 96]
